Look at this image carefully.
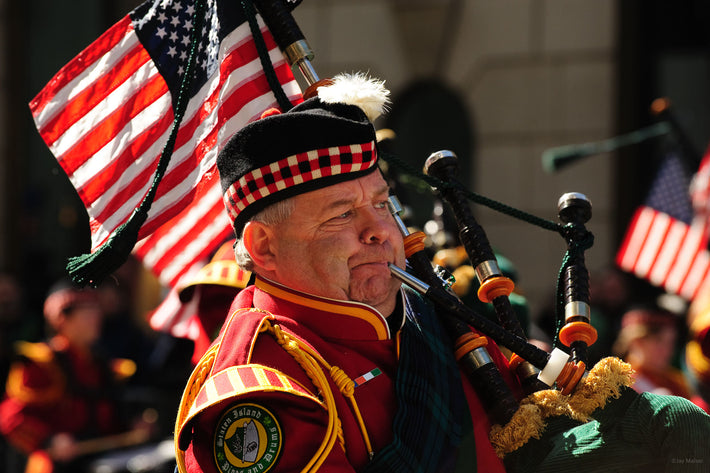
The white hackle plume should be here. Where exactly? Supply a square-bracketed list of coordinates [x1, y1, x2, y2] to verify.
[317, 72, 390, 122]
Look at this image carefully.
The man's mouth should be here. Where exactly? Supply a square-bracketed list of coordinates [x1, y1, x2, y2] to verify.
[352, 258, 391, 268]
[350, 261, 391, 275]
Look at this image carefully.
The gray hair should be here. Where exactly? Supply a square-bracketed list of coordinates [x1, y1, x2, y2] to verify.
[234, 198, 295, 271]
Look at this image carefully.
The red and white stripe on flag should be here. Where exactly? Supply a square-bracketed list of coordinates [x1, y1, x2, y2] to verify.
[691, 149, 710, 215]
[28, 7, 302, 335]
[616, 206, 710, 300]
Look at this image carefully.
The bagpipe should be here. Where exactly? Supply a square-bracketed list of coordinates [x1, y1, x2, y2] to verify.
[386, 152, 595, 421]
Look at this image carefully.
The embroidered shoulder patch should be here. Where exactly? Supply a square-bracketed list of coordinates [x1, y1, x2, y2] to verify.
[214, 403, 283, 473]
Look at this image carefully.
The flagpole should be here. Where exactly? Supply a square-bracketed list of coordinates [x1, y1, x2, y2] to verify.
[252, 0, 330, 97]
[650, 97, 703, 170]
[541, 122, 671, 173]
[541, 97, 703, 173]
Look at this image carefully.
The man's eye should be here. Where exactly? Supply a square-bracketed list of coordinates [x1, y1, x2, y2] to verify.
[374, 201, 388, 210]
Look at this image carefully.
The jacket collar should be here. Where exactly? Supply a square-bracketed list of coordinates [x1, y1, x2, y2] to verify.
[252, 276, 402, 341]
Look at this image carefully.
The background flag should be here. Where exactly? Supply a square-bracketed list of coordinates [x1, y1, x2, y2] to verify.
[29, 0, 303, 334]
[616, 147, 710, 300]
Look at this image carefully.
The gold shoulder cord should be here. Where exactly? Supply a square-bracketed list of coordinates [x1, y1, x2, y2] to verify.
[265, 319, 375, 467]
[174, 311, 374, 473]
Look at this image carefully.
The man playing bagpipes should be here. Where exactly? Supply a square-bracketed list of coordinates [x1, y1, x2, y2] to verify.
[174, 73, 521, 472]
[173, 72, 710, 473]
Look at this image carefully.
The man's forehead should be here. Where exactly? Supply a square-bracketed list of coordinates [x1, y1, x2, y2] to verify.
[298, 173, 389, 204]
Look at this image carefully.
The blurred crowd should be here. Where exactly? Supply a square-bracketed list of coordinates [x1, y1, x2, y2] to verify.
[2, 234, 710, 473]
[0, 258, 195, 473]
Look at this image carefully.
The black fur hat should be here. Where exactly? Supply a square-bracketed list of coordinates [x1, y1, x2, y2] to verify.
[217, 73, 390, 236]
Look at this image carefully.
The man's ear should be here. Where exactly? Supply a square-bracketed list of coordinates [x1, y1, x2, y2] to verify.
[242, 222, 277, 271]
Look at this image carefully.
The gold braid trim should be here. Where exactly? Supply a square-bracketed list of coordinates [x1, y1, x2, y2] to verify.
[489, 356, 635, 458]
[174, 309, 377, 473]
[329, 366, 374, 458]
[267, 321, 376, 464]
[566, 356, 635, 421]
[265, 320, 342, 473]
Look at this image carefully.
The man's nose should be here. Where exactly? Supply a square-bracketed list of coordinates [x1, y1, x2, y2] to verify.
[359, 208, 393, 244]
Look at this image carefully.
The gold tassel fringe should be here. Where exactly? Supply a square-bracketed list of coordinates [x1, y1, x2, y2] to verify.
[489, 356, 635, 458]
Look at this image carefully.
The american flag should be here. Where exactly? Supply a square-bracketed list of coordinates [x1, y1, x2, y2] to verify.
[616, 148, 710, 300]
[29, 0, 302, 333]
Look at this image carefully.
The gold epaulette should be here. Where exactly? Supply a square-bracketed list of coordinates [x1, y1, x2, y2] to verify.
[174, 342, 219, 473]
[174, 311, 354, 473]
[6, 342, 65, 405]
[177, 362, 324, 447]
[14, 341, 54, 364]
[173, 334, 326, 473]
[686, 340, 710, 378]
[451, 264, 476, 298]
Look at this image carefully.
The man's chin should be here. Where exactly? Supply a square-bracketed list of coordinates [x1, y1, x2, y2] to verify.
[350, 277, 400, 308]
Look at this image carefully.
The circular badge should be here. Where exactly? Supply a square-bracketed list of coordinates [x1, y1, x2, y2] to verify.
[214, 403, 283, 473]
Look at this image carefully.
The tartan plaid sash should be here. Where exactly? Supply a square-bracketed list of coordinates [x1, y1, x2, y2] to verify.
[363, 288, 472, 473]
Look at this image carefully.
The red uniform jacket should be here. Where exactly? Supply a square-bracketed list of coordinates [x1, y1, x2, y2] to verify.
[177, 277, 522, 473]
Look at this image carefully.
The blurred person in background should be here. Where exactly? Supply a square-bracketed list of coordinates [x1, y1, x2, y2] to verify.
[96, 257, 158, 381]
[0, 280, 153, 473]
[587, 266, 633, 364]
[176, 240, 251, 365]
[97, 256, 195, 442]
[612, 305, 704, 410]
[0, 273, 43, 473]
